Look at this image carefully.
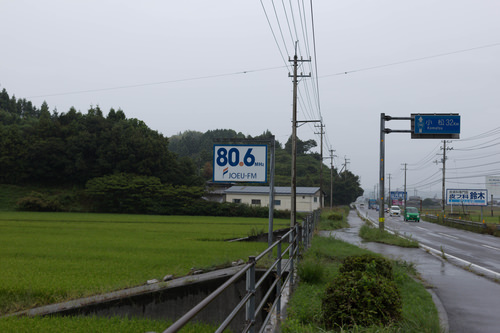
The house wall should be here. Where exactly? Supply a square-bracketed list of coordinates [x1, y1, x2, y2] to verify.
[225, 192, 322, 212]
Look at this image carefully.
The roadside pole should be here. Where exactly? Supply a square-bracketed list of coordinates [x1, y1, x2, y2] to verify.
[379, 113, 460, 232]
[268, 136, 275, 248]
[379, 114, 385, 231]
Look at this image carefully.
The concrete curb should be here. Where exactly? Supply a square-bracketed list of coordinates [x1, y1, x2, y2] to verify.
[426, 287, 449, 333]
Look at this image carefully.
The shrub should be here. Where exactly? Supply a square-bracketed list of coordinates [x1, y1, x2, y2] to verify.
[322, 271, 402, 329]
[16, 191, 62, 212]
[340, 254, 393, 279]
[321, 254, 402, 329]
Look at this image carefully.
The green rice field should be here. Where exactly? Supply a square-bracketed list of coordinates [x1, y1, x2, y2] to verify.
[0, 211, 290, 316]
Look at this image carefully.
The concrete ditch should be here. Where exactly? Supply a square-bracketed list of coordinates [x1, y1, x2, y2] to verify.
[8, 265, 282, 332]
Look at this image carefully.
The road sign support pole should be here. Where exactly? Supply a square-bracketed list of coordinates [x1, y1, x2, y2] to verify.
[379, 114, 385, 231]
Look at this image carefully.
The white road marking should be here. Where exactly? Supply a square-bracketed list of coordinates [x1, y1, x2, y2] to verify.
[437, 232, 459, 240]
[482, 244, 500, 251]
[415, 226, 427, 231]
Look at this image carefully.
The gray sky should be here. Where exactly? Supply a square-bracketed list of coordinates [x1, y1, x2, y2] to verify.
[2, 0, 500, 198]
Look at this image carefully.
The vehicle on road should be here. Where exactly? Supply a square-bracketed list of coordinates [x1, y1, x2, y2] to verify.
[368, 199, 377, 209]
[404, 207, 420, 222]
[389, 206, 401, 217]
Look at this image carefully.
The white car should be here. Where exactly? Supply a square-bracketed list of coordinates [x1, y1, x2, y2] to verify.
[389, 206, 401, 217]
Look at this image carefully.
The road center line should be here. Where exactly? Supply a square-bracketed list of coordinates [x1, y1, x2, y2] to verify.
[482, 244, 500, 251]
[415, 226, 427, 231]
[437, 232, 459, 240]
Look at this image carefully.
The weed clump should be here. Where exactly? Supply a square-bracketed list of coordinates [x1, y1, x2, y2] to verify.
[327, 212, 343, 221]
[321, 254, 402, 329]
[298, 259, 325, 284]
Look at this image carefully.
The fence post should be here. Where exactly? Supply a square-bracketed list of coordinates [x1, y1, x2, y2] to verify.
[246, 256, 256, 333]
[295, 223, 301, 267]
[304, 217, 309, 248]
[289, 227, 294, 293]
[276, 237, 282, 322]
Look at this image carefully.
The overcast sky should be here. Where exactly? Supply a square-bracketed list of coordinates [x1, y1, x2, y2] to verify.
[2, 0, 500, 198]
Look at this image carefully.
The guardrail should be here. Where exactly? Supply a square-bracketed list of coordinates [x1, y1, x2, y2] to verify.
[423, 214, 489, 229]
[161, 210, 320, 333]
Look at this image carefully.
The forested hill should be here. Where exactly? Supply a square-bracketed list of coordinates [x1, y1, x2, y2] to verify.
[0, 87, 363, 206]
[169, 130, 364, 205]
[0, 88, 201, 187]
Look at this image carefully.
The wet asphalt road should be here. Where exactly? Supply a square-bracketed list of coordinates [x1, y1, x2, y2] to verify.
[321, 210, 500, 333]
[363, 208, 500, 275]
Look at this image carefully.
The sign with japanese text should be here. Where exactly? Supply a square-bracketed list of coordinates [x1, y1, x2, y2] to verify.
[411, 113, 461, 139]
[390, 191, 407, 200]
[446, 189, 488, 206]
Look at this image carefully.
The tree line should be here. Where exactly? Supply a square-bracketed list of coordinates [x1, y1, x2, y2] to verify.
[0, 88, 200, 187]
[0, 87, 363, 213]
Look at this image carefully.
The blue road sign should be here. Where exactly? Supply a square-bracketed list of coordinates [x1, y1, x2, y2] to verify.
[390, 191, 407, 200]
[414, 115, 460, 134]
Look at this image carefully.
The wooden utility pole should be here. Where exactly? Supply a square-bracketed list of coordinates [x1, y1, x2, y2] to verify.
[315, 123, 325, 208]
[439, 140, 452, 217]
[328, 149, 336, 208]
[288, 45, 310, 228]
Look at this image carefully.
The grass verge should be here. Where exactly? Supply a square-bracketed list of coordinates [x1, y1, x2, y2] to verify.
[359, 222, 419, 248]
[282, 237, 441, 332]
[319, 206, 350, 230]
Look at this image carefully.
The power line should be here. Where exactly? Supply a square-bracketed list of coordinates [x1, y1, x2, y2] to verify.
[26, 66, 286, 99]
[320, 42, 500, 78]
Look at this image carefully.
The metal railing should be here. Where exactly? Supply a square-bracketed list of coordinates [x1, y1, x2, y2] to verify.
[161, 210, 320, 333]
[423, 214, 488, 230]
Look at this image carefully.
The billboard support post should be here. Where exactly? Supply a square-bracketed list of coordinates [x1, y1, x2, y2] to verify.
[213, 138, 275, 248]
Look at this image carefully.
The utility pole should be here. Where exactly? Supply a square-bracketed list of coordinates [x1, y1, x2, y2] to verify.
[328, 149, 336, 208]
[288, 44, 310, 228]
[402, 163, 407, 212]
[342, 156, 350, 177]
[315, 123, 325, 208]
[436, 140, 452, 217]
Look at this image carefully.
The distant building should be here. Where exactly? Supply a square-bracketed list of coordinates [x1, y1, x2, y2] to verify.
[224, 186, 323, 212]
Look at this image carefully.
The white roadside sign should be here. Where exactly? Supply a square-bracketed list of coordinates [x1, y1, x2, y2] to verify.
[213, 145, 267, 183]
[446, 189, 488, 206]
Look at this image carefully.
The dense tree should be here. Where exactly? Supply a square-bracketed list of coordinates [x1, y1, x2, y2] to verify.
[0, 88, 202, 187]
[330, 170, 364, 205]
[284, 135, 317, 155]
[85, 173, 204, 214]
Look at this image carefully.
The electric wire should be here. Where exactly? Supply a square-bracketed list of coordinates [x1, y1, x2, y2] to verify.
[259, 0, 291, 69]
[320, 42, 500, 78]
[26, 66, 287, 99]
